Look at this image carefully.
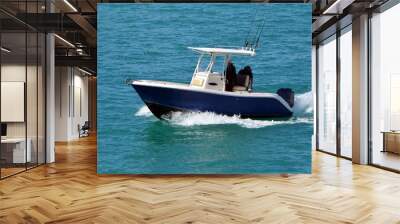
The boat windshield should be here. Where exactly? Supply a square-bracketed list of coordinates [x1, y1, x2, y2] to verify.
[195, 54, 227, 75]
[210, 56, 226, 74]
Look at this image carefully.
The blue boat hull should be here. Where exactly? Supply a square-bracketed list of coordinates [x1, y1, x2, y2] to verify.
[132, 84, 293, 119]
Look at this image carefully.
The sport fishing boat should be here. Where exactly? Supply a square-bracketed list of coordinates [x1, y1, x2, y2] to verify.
[128, 46, 295, 119]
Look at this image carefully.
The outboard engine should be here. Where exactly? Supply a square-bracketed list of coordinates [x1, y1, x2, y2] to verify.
[276, 88, 294, 107]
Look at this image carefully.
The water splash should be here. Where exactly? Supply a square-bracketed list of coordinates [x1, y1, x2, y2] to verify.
[135, 105, 152, 117]
[134, 91, 313, 128]
[165, 111, 312, 129]
[293, 91, 313, 116]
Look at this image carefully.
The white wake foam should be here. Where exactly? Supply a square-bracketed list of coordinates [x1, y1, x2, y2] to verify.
[293, 91, 313, 116]
[134, 91, 313, 128]
[135, 105, 152, 117]
[165, 111, 311, 128]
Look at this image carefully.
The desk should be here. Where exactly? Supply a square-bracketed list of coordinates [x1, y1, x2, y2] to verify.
[382, 131, 400, 154]
[1, 138, 31, 163]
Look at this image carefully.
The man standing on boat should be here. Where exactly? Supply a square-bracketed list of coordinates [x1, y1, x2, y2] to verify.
[225, 60, 237, 91]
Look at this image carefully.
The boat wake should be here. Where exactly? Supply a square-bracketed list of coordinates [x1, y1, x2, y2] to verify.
[293, 91, 313, 116]
[135, 91, 313, 129]
[165, 112, 311, 128]
[135, 106, 153, 117]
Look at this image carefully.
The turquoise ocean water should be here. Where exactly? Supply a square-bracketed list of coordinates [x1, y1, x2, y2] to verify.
[98, 4, 313, 174]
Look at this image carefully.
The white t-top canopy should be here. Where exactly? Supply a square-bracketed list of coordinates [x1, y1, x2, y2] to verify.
[188, 47, 256, 56]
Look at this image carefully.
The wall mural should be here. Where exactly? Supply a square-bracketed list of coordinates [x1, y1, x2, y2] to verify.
[98, 3, 312, 174]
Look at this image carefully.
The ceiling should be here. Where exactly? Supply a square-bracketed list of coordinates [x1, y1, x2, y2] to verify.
[311, 0, 391, 43]
[1, 0, 395, 74]
[0, 0, 97, 74]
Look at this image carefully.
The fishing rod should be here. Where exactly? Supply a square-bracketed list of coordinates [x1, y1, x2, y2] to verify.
[244, 9, 258, 48]
[244, 12, 266, 50]
[254, 16, 266, 49]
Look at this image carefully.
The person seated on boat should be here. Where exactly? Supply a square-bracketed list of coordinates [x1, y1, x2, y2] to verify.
[234, 65, 253, 92]
[225, 60, 237, 92]
[243, 65, 253, 90]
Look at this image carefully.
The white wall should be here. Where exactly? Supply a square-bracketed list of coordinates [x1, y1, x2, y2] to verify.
[1, 63, 46, 164]
[55, 67, 70, 141]
[1, 65, 27, 140]
[1, 65, 26, 129]
[1, 65, 42, 138]
[71, 73, 89, 138]
[55, 67, 89, 141]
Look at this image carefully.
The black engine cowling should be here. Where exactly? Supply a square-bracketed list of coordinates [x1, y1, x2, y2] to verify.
[276, 88, 294, 107]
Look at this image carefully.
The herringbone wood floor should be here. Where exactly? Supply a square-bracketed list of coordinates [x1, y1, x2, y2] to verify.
[1, 135, 400, 224]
